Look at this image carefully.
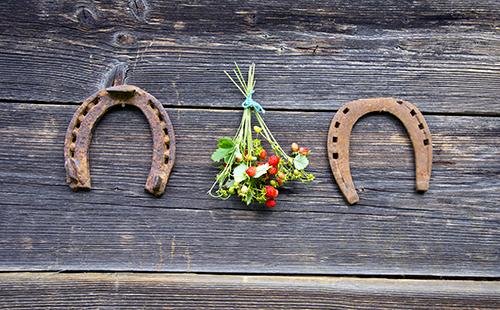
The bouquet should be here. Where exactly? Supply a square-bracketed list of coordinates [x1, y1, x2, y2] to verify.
[208, 63, 314, 208]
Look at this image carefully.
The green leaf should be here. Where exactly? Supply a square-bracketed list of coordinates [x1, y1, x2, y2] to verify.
[224, 149, 237, 163]
[245, 192, 253, 205]
[218, 137, 234, 149]
[225, 179, 235, 188]
[211, 147, 232, 162]
[254, 163, 270, 178]
[233, 163, 248, 183]
[294, 155, 309, 170]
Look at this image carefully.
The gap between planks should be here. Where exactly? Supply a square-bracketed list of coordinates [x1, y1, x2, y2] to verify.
[1, 98, 500, 117]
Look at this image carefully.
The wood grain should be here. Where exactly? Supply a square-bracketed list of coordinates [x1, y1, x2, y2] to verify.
[0, 1, 498, 113]
[0, 1, 499, 304]
[0, 102, 498, 276]
[1, 273, 499, 309]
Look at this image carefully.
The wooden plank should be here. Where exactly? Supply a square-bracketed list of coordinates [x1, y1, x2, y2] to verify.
[0, 1, 498, 113]
[0, 102, 498, 276]
[1, 272, 499, 309]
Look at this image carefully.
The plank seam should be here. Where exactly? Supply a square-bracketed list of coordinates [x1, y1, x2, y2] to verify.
[0, 99, 499, 117]
[0, 270, 498, 281]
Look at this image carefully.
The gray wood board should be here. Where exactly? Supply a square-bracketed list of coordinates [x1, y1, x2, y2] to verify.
[0, 1, 498, 113]
[1, 273, 500, 309]
[0, 102, 498, 276]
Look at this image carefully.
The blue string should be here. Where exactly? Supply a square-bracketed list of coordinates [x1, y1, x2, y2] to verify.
[242, 90, 265, 113]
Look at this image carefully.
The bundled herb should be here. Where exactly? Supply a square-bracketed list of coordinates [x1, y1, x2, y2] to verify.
[208, 63, 314, 208]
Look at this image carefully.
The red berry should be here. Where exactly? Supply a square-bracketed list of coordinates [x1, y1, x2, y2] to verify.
[277, 178, 283, 186]
[277, 172, 286, 180]
[265, 185, 275, 198]
[265, 200, 276, 208]
[246, 166, 256, 177]
[299, 147, 310, 155]
[265, 185, 278, 198]
[259, 149, 267, 160]
[257, 162, 266, 166]
[268, 155, 280, 167]
[268, 166, 278, 175]
[291, 143, 299, 152]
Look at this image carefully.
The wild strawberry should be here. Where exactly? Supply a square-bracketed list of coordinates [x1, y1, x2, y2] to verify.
[291, 142, 299, 152]
[265, 200, 276, 208]
[240, 185, 249, 194]
[259, 149, 267, 160]
[277, 178, 283, 186]
[268, 155, 280, 167]
[268, 166, 278, 175]
[246, 166, 256, 177]
[277, 172, 286, 180]
[270, 180, 278, 187]
[265, 185, 279, 199]
[257, 162, 266, 166]
[265, 185, 275, 198]
[235, 154, 243, 162]
[299, 147, 310, 155]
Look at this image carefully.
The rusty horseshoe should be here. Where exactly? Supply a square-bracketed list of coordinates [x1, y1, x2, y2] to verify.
[328, 98, 432, 204]
[64, 84, 175, 197]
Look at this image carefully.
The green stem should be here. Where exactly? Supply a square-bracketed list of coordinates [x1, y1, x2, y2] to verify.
[208, 107, 249, 198]
[254, 112, 292, 162]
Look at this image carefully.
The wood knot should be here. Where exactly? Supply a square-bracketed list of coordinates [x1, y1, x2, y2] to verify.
[242, 11, 258, 26]
[113, 32, 137, 47]
[128, 0, 149, 22]
[76, 7, 97, 29]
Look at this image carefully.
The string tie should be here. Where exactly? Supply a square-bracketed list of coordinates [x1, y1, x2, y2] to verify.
[242, 90, 264, 113]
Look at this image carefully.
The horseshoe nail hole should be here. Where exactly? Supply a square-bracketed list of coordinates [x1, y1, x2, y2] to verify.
[332, 136, 338, 143]
[410, 109, 416, 116]
[332, 152, 339, 159]
[418, 123, 424, 129]
[69, 149, 75, 157]
[423, 139, 429, 145]
[334, 122, 340, 128]
[397, 100, 403, 104]
[343, 108, 349, 114]
[164, 155, 169, 164]
[72, 134, 77, 143]
[163, 127, 169, 136]
[75, 120, 81, 128]
[82, 109, 88, 116]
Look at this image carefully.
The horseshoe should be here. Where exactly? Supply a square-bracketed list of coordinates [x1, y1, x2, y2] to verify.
[64, 84, 175, 197]
[327, 98, 432, 204]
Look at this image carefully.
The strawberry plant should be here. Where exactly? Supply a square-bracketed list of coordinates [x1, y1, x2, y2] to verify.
[208, 63, 314, 208]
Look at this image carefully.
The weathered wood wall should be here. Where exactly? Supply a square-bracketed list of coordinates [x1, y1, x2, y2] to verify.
[0, 0, 498, 308]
